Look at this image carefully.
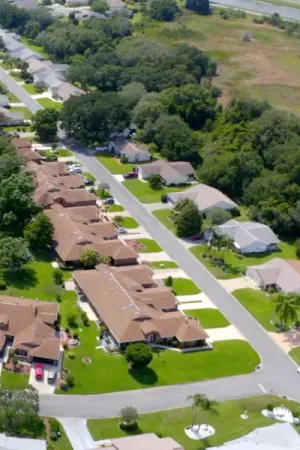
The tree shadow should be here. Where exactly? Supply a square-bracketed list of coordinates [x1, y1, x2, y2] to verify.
[128, 367, 158, 385]
[32, 249, 55, 263]
[4, 267, 37, 290]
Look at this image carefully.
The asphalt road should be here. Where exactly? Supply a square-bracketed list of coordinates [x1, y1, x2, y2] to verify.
[211, 0, 300, 20]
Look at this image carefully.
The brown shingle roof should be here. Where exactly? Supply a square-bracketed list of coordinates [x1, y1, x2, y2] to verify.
[33, 161, 70, 177]
[12, 137, 31, 150]
[51, 189, 97, 206]
[18, 147, 44, 162]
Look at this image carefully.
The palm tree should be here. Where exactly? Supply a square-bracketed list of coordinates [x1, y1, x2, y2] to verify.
[272, 292, 300, 327]
[188, 393, 217, 434]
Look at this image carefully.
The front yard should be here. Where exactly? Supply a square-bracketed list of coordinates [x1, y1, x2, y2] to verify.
[153, 208, 176, 233]
[58, 322, 259, 394]
[97, 154, 136, 174]
[87, 395, 300, 449]
[136, 238, 162, 253]
[1, 369, 29, 390]
[149, 261, 178, 269]
[122, 217, 139, 229]
[187, 309, 230, 328]
[108, 204, 124, 212]
[123, 179, 190, 203]
[38, 98, 62, 110]
[233, 288, 277, 332]
[190, 242, 296, 280]
[170, 278, 201, 295]
[11, 106, 32, 119]
[289, 347, 300, 365]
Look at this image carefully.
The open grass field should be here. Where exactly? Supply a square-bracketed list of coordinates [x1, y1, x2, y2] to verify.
[141, 10, 300, 114]
[233, 288, 277, 332]
[190, 242, 296, 279]
[187, 308, 230, 328]
[58, 323, 259, 394]
[170, 277, 201, 295]
[88, 395, 300, 448]
[123, 179, 190, 203]
[1, 370, 29, 390]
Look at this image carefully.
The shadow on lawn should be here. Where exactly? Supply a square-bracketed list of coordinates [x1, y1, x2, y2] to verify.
[128, 367, 158, 385]
[4, 267, 37, 289]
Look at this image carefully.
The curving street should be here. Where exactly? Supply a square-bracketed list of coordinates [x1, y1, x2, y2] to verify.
[211, 0, 300, 20]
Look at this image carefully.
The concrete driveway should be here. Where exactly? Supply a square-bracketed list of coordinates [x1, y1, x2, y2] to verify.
[58, 418, 95, 450]
[29, 364, 56, 394]
[208, 325, 246, 342]
[219, 276, 256, 293]
[177, 292, 217, 308]
[153, 268, 189, 279]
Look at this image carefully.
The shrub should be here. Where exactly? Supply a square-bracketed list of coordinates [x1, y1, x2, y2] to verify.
[120, 406, 139, 428]
[296, 238, 300, 259]
[65, 373, 74, 387]
[63, 343, 68, 350]
[53, 268, 64, 286]
[50, 431, 58, 441]
[60, 380, 68, 390]
[267, 403, 274, 411]
[73, 332, 79, 339]
[164, 276, 173, 287]
[68, 351, 75, 359]
[119, 421, 138, 431]
[0, 279, 6, 290]
[81, 311, 89, 326]
[149, 174, 163, 190]
[49, 418, 61, 434]
[120, 156, 128, 164]
[161, 194, 167, 203]
[56, 293, 62, 303]
[67, 312, 78, 328]
[125, 343, 153, 369]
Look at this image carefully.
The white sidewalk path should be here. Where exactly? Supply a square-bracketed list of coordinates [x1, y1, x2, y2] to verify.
[58, 418, 95, 450]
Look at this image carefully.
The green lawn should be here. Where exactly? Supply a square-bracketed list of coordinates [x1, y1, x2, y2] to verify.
[190, 242, 296, 280]
[170, 278, 201, 295]
[21, 37, 50, 59]
[153, 208, 176, 233]
[1, 370, 29, 390]
[108, 204, 124, 212]
[87, 395, 300, 449]
[1, 251, 79, 329]
[23, 84, 37, 95]
[57, 322, 259, 394]
[38, 98, 62, 110]
[10, 72, 23, 82]
[56, 147, 73, 157]
[122, 217, 139, 229]
[83, 172, 96, 181]
[97, 154, 136, 174]
[289, 347, 300, 365]
[149, 261, 179, 269]
[3, 125, 32, 133]
[137, 239, 162, 253]
[186, 308, 230, 328]
[233, 289, 277, 332]
[11, 106, 32, 119]
[123, 179, 190, 203]
[52, 425, 73, 450]
[7, 91, 20, 103]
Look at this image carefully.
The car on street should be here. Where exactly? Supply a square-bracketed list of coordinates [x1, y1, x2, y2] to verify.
[35, 363, 44, 380]
[48, 370, 56, 383]
[123, 171, 138, 179]
[103, 198, 114, 204]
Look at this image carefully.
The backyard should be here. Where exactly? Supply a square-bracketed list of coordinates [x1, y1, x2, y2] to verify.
[187, 308, 230, 328]
[190, 242, 296, 280]
[233, 288, 277, 332]
[88, 395, 300, 449]
[58, 323, 259, 394]
[169, 277, 201, 295]
[123, 179, 190, 203]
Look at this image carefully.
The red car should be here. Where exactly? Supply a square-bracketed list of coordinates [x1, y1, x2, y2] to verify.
[123, 171, 138, 179]
[35, 363, 44, 380]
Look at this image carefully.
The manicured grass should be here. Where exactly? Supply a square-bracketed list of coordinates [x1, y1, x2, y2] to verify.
[137, 238, 162, 253]
[38, 98, 62, 110]
[2, 125, 32, 132]
[1, 370, 29, 390]
[87, 395, 300, 449]
[57, 322, 259, 394]
[10, 71, 23, 82]
[186, 309, 230, 328]
[52, 426, 73, 450]
[289, 347, 300, 365]
[56, 147, 73, 157]
[233, 289, 277, 332]
[23, 83, 37, 95]
[83, 172, 96, 181]
[170, 278, 201, 295]
[153, 208, 176, 233]
[11, 106, 32, 119]
[149, 261, 179, 269]
[190, 242, 296, 280]
[7, 91, 20, 103]
[123, 179, 190, 203]
[108, 204, 124, 212]
[122, 217, 139, 229]
[97, 154, 136, 174]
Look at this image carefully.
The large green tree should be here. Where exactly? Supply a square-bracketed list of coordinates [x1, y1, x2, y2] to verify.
[24, 213, 54, 250]
[0, 237, 33, 271]
[173, 199, 202, 237]
[149, 0, 179, 21]
[80, 249, 100, 268]
[125, 343, 153, 369]
[32, 108, 59, 141]
[185, 0, 210, 14]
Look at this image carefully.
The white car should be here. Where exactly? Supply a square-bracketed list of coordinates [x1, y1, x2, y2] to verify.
[69, 167, 83, 174]
[95, 146, 108, 152]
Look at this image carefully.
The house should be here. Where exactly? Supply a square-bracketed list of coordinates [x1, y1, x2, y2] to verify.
[74, 263, 208, 349]
[0, 433, 46, 450]
[76, 10, 106, 20]
[50, 205, 101, 224]
[216, 220, 279, 254]
[106, 0, 126, 9]
[138, 161, 195, 186]
[210, 423, 300, 450]
[0, 296, 60, 365]
[111, 138, 151, 163]
[12, 137, 44, 163]
[0, 107, 24, 126]
[12, 137, 31, 150]
[35, 169, 84, 190]
[167, 183, 238, 214]
[44, 209, 137, 266]
[50, 82, 85, 102]
[96, 433, 184, 450]
[12, 48, 44, 61]
[33, 161, 70, 177]
[247, 258, 300, 293]
[0, 95, 9, 107]
[34, 187, 97, 208]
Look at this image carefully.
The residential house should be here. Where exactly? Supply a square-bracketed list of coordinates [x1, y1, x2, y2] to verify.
[94, 433, 184, 450]
[210, 423, 300, 450]
[0, 95, 9, 108]
[12, 48, 44, 61]
[0, 107, 24, 126]
[44, 209, 137, 266]
[106, 0, 127, 10]
[50, 82, 85, 102]
[34, 188, 98, 208]
[216, 220, 279, 254]
[111, 138, 151, 163]
[32, 161, 70, 177]
[138, 161, 195, 186]
[12, 138, 44, 163]
[167, 183, 238, 214]
[246, 258, 300, 293]
[0, 296, 60, 365]
[74, 263, 208, 349]
[50, 205, 101, 224]
[35, 170, 84, 191]
[0, 433, 46, 450]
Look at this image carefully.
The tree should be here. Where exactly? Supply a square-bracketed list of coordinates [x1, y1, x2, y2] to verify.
[80, 249, 100, 269]
[120, 407, 139, 428]
[65, 372, 74, 387]
[0, 237, 33, 272]
[185, 0, 210, 15]
[148, 174, 163, 190]
[206, 208, 231, 225]
[32, 109, 59, 141]
[164, 275, 173, 287]
[188, 393, 217, 433]
[67, 312, 78, 328]
[272, 292, 300, 327]
[24, 213, 54, 250]
[119, 82, 146, 110]
[113, 216, 123, 227]
[91, 0, 108, 13]
[174, 199, 202, 237]
[53, 268, 64, 286]
[125, 343, 153, 369]
[149, 0, 179, 21]
[296, 239, 300, 259]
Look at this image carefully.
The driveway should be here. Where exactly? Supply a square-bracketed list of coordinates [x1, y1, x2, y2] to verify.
[219, 277, 257, 293]
[58, 418, 95, 450]
[178, 292, 217, 308]
[137, 251, 172, 262]
[29, 364, 57, 394]
[153, 268, 190, 279]
[208, 325, 246, 342]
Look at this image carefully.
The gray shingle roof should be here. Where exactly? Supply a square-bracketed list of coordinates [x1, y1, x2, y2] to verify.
[217, 220, 279, 249]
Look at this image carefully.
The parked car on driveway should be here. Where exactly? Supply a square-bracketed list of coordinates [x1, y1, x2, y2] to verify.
[35, 363, 44, 380]
[85, 179, 94, 186]
[103, 198, 114, 205]
[123, 171, 138, 179]
[117, 227, 127, 234]
[69, 166, 83, 174]
[48, 370, 56, 383]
